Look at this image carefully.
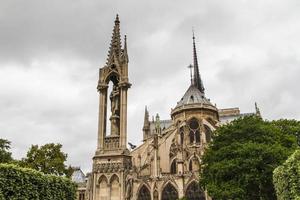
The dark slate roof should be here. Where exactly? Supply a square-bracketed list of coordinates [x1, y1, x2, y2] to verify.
[175, 85, 212, 108]
[71, 168, 86, 183]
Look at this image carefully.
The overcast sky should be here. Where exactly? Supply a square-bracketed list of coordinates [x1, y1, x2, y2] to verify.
[0, 0, 299, 173]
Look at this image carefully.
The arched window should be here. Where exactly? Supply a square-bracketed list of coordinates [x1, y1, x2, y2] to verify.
[188, 118, 200, 144]
[189, 131, 194, 144]
[195, 130, 200, 143]
[137, 185, 151, 200]
[189, 157, 200, 172]
[162, 183, 179, 200]
[180, 127, 184, 145]
[205, 125, 212, 143]
[170, 159, 177, 174]
[185, 181, 205, 200]
[189, 160, 193, 171]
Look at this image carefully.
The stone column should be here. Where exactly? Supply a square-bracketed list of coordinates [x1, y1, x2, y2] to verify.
[178, 177, 185, 198]
[97, 85, 108, 151]
[107, 183, 111, 200]
[120, 172, 124, 200]
[92, 173, 97, 200]
[119, 83, 129, 149]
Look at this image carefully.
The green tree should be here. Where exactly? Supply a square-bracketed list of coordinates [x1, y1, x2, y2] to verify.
[22, 143, 71, 177]
[0, 139, 12, 163]
[273, 149, 300, 199]
[200, 116, 298, 200]
[272, 119, 300, 146]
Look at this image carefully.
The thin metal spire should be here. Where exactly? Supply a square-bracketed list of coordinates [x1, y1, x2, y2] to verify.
[192, 30, 205, 93]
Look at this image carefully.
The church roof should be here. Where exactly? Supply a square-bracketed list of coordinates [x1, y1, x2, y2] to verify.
[175, 84, 212, 107]
[71, 167, 86, 183]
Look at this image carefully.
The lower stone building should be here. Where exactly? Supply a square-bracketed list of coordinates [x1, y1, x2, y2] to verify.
[71, 15, 259, 200]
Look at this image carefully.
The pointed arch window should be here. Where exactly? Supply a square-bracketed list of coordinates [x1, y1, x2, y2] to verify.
[162, 183, 179, 200]
[180, 127, 184, 145]
[205, 125, 212, 143]
[189, 157, 200, 172]
[188, 118, 200, 144]
[170, 159, 177, 174]
[195, 130, 201, 143]
[137, 185, 151, 200]
[185, 181, 205, 200]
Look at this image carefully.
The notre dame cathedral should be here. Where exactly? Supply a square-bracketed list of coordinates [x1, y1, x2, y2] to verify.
[71, 15, 260, 200]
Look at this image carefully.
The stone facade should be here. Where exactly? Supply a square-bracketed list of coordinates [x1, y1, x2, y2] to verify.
[71, 15, 259, 200]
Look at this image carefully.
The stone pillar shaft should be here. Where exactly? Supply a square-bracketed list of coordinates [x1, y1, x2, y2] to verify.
[97, 88, 107, 150]
[119, 87, 128, 149]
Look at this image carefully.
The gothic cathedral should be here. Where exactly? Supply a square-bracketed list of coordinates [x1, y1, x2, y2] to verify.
[71, 15, 259, 200]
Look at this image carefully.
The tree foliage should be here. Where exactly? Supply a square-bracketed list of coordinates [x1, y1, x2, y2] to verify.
[0, 139, 12, 163]
[273, 149, 300, 199]
[21, 143, 72, 177]
[0, 163, 76, 200]
[200, 116, 298, 200]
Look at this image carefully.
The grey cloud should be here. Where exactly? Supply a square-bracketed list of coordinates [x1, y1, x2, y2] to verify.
[0, 0, 299, 173]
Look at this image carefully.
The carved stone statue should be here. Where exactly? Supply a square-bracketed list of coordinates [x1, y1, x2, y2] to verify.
[110, 85, 120, 135]
[125, 177, 133, 200]
[110, 85, 120, 116]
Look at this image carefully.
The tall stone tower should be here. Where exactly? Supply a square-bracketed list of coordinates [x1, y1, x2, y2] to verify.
[90, 15, 132, 200]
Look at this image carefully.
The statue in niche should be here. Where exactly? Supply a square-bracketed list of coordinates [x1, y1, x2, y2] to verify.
[110, 84, 120, 135]
[125, 175, 133, 200]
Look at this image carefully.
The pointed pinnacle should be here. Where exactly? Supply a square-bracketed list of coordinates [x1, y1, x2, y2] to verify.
[124, 35, 127, 50]
[106, 15, 122, 65]
[123, 35, 129, 62]
[115, 14, 120, 23]
[143, 106, 150, 128]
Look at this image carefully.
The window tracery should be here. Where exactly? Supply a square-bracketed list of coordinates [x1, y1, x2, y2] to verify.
[185, 181, 205, 200]
[137, 185, 151, 200]
[188, 118, 200, 144]
[205, 125, 212, 143]
[161, 183, 178, 200]
[170, 159, 177, 174]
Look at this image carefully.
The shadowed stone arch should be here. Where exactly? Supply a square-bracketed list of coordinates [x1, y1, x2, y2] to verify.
[97, 175, 108, 200]
[161, 182, 179, 200]
[188, 156, 200, 172]
[105, 71, 120, 85]
[110, 174, 120, 200]
[137, 184, 151, 200]
[185, 181, 205, 200]
[170, 158, 177, 174]
[204, 125, 212, 143]
[188, 118, 201, 144]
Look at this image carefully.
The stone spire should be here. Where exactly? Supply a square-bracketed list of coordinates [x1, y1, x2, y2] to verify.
[122, 35, 129, 63]
[106, 14, 122, 65]
[192, 31, 205, 94]
[143, 106, 150, 140]
[255, 102, 262, 118]
[143, 106, 150, 128]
